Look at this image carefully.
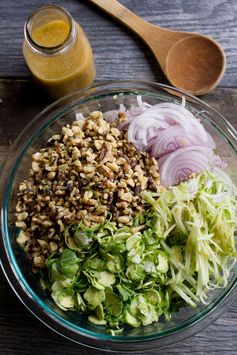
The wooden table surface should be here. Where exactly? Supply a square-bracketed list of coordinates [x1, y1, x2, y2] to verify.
[0, 1, 236, 354]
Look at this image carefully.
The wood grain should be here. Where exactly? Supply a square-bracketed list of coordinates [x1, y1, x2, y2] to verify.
[0, 79, 236, 354]
[0, 0, 237, 353]
[0, 0, 237, 88]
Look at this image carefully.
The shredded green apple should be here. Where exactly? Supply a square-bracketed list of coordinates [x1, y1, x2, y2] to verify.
[45, 171, 237, 329]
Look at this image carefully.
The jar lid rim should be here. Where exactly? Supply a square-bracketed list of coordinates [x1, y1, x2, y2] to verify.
[24, 5, 76, 56]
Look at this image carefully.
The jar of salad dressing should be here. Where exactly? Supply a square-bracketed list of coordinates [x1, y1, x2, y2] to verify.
[23, 5, 96, 99]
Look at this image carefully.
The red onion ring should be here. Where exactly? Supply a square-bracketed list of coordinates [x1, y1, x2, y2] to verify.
[159, 146, 214, 186]
[103, 96, 226, 187]
[150, 126, 215, 158]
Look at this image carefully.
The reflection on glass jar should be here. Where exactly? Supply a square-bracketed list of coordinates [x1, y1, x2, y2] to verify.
[23, 5, 96, 99]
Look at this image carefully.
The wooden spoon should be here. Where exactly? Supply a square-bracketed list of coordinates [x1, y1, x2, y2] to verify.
[89, 0, 226, 95]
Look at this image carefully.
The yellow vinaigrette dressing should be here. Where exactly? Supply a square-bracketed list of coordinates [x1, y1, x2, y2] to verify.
[23, 6, 96, 99]
[31, 20, 70, 47]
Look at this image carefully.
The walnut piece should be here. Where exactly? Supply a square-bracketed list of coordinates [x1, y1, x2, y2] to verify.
[15, 110, 160, 270]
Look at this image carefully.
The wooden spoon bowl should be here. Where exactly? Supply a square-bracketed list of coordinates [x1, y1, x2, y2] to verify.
[89, 0, 226, 95]
[165, 36, 225, 95]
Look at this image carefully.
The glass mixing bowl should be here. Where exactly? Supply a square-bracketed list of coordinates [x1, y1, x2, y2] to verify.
[0, 81, 237, 352]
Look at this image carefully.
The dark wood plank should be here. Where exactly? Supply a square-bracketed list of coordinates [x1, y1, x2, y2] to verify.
[0, 79, 236, 354]
[0, 0, 237, 87]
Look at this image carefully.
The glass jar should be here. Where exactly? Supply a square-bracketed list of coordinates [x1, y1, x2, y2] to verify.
[23, 5, 96, 99]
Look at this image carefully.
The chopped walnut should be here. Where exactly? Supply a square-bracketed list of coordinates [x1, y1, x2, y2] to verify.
[15, 110, 160, 270]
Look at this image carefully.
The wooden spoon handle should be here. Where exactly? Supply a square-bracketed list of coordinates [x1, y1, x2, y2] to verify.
[88, 0, 152, 38]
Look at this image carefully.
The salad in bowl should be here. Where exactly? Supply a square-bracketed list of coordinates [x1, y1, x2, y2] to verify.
[1, 81, 237, 351]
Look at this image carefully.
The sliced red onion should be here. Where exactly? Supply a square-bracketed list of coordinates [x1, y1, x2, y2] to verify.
[209, 155, 227, 169]
[75, 112, 85, 121]
[119, 103, 126, 111]
[102, 96, 228, 187]
[159, 146, 214, 186]
[151, 105, 208, 140]
[181, 96, 186, 108]
[103, 110, 121, 122]
[119, 103, 147, 130]
[150, 126, 215, 158]
[118, 118, 133, 130]
[126, 101, 215, 151]
[137, 95, 152, 109]
[103, 104, 126, 122]
[127, 116, 168, 149]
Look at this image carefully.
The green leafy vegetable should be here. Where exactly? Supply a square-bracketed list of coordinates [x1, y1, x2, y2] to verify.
[59, 249, 80, 279]
[142, 170, 237, 304]
[45, 171, 237, 330]
[84, 286, 105, 309]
